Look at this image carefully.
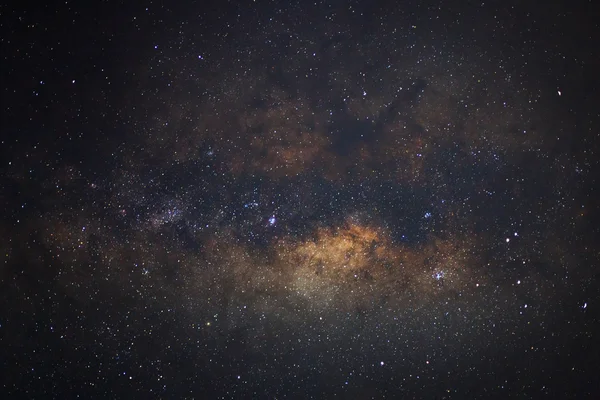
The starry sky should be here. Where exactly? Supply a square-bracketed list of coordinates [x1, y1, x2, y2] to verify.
[1, 0, 599, 398]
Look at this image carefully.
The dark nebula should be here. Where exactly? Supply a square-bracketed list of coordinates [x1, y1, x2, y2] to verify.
[1, 0, 599, 398]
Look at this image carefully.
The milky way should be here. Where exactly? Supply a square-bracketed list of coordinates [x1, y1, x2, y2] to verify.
[2, 1, 599, 398]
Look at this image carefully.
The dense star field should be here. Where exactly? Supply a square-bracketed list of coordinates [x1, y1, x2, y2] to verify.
[1, 0, 599, 398]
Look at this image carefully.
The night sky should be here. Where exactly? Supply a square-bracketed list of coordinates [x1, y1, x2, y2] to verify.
[2, 0, 600, 398]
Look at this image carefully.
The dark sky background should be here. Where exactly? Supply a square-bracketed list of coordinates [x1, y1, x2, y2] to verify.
[1, 0, 599, 398]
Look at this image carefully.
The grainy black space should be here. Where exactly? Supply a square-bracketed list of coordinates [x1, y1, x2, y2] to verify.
[1, 0, 599, 398]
